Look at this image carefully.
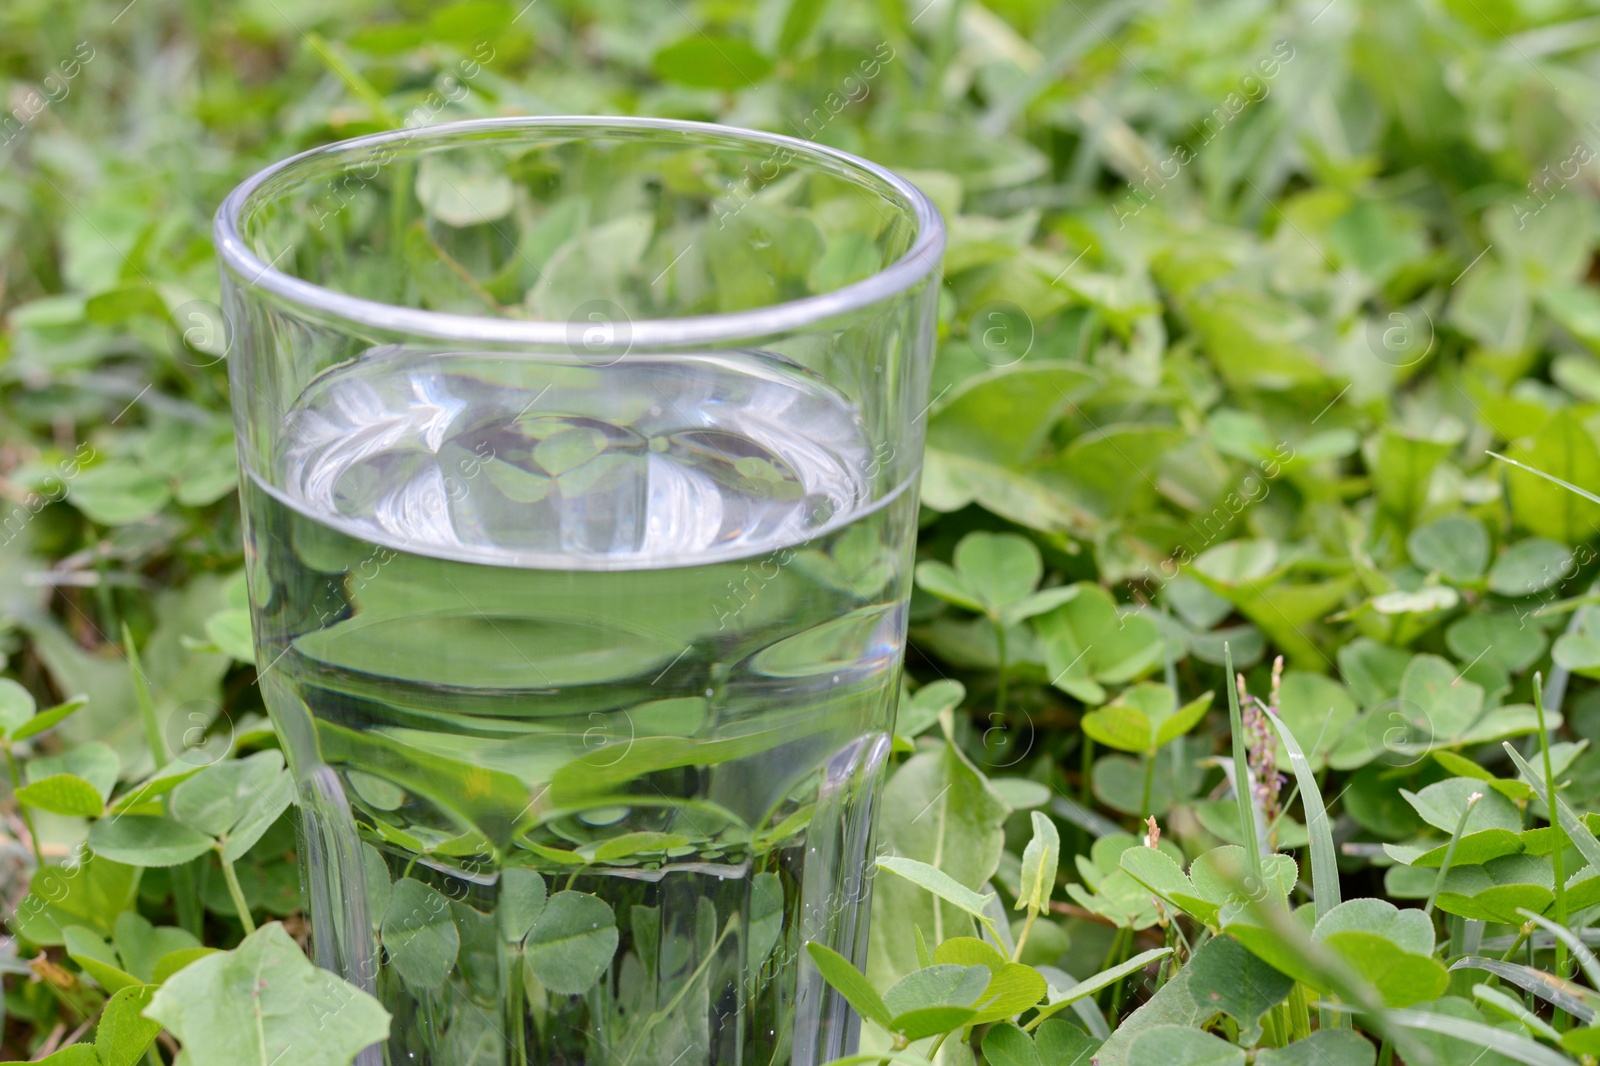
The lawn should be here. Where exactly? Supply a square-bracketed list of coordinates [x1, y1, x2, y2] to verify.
[4, 0, 1600, 1062]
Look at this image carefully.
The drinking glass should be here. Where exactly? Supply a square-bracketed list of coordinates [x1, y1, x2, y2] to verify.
[215, 116, 944, 1066]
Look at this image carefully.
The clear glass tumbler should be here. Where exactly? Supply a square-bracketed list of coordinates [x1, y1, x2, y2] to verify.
[214, 117, 944, 1065]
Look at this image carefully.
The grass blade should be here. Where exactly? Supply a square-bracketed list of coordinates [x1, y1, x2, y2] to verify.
[790, 1049, 940, 1056]
[1264, 705, 1343, 1029]
[1532, 673, 1570, 992]
[1502, 743, 1600, 872]
[1520, 911, 1600, 990]
[1450, 955, 1600, 1022]
[122, 622, 168, 767]
[1388, 1007, 1579, 1066]
[1488, 451, 1600, 507]
[1051, 795, 1123, 839]
[1024, 947, 1173, 1030]
[1232, 890, 1426, 1062]
[1263, 708, 1339, 919]
[1472, 984, 1563, 1042]
[1225, 643, 1265, 883]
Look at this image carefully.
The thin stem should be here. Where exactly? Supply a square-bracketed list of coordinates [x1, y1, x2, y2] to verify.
[1011, 908, 1038, 963]
[1288, 982, 1311, 1041]
[305, 32, 400, 125]
[36, 976, 90, 1024]
[218, 852, 256, 935]
[1165, 913, 1192, 971]
[926, 1029, 953, 1062]
[390, 159, 414, 258]
[1097, 924, 1127, 974]
[5, 743, 43, 867]
[620, 919, 737, 1066]
[508, 949, 529, 1062]
[1262, 1002, 1284, 1047]
[1104, 927, 1132, 1019]
[89, 545, 117, 644]
[1499, 925, 1531, 963]
[1138, 750, 1156, 821]
[412, 220, 507, 312]
[1161, 602, 1186, 819]
[1424, 793, 1481, 917]
[172, 860, 203, 938]
[1534, 674, 1569, 988]
[1446, 914, 1473, 996]
[992, 614, 1009, 720]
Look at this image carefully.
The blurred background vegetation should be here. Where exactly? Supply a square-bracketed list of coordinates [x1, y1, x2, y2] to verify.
[7, 0, 1600, 1058]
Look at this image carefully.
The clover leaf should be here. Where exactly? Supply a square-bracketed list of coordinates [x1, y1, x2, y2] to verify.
[1074, 833, 1195, 930]
[1224, 897, 1448, 1008]
[0, 680, 86, 742]
[1033, 585, 1165, 704]
[522, 890, 619, 995]
[882, 963, 992, 1040]
[916, 531, 1079, 626]
[1081, 683, 1213, 754]
[380, 877, 460, 989]
[1407, 515, 1490, 583]
[1120, 844, 1296, 930]
[144, 921, 389, 1066]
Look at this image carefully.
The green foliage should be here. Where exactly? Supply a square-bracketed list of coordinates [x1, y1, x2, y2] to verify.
[1082, 685, 1213, 755]
[1126, 1025, 1245, 1066]
[879, 856, 1000, 927]
[1016, 812, 1060, 916]
[9, 0, 1600, 1061]
[380, 877, 460, 990]
[1184, 935, 1292, 1044]
[520, 890, 619, 996]
[1033, 586, 1165, 705]
[1256, 1031, 1375, 1066]
[145, 922, 389, 1066]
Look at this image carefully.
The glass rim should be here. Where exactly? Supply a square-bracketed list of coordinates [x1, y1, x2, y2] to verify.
[214, 115, 946, 348]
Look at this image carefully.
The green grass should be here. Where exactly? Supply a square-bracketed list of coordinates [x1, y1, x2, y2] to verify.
[8, 0, 1600, 1061]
